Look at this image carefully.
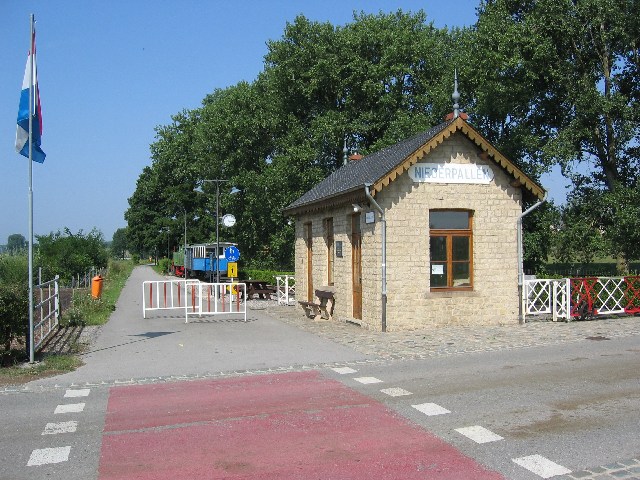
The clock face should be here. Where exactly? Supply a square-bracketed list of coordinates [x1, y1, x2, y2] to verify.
[222, 214, 236, 227]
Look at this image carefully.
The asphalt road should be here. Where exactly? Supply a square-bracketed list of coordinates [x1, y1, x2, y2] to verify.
[1, 266, 638, 479]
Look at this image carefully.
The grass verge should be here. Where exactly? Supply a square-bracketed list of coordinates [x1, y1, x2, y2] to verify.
[63, 260, 135, 327]
[0, 354, 83, 387]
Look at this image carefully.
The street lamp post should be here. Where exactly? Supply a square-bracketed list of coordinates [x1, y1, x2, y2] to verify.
[184, 210, 188, 279]
[198, 179, 228, 283]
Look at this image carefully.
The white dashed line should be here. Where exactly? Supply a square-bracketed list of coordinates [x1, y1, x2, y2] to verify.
[27, 446, 71, 466]
[411, 402, 451, 416]
[380, 387, 413, 397]
[64, 388, 90, 398]
[42, 421, 78, 435]
[455, 425, 503, 444]
[512, 455, 571, 478]
[54, 403, 85, 414]
[332, 367, 358, 375]
[353, 376, 383, 384]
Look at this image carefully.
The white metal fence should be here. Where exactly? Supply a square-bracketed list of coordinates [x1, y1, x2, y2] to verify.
[142, 280, 246, 323]
[33, 275, 60, 352]
[67, 267, 107, 289]
[276, 275, 296, 305]
[524, 276, 640, 322]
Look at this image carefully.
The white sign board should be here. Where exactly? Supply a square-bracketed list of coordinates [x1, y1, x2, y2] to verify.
[431, 264, 444, 275]
[365, 211, 375, 224]
[409, 163, 494, 184]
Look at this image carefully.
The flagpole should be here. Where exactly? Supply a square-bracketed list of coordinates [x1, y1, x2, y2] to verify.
[27, 14, 35, 363]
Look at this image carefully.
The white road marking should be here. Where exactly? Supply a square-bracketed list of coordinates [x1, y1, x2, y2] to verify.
[332, 367, 358, 375]
[354, 376, 383, 384]
[512, 455, 571, 478]
[42, 421, 78, 435]
[380, 387, 413, 397]
[54, 402, 85, 414]
[64, 388, 90, 398]
[455, 425, 503, 444]
[27, 446, 71, 466]
[411, 402, 451, 416]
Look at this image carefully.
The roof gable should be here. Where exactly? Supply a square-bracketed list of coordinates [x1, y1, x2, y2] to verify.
[284, 117, 545, 214]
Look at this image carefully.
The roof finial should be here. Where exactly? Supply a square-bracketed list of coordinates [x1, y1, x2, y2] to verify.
[343, 137, 348, 166]
[452, 68, 460, 119]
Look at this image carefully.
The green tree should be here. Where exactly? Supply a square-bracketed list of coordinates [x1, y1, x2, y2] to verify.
[7, 234, 26, 252]
[522, 202, 559, 274]
[36, 228, 108, 282]
[111, 228, 129, 259]
[124, 11, 498, 269]
[468, 0, 640, 269]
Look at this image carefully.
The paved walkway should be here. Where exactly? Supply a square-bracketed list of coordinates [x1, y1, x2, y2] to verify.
[265, 303, 640, 361]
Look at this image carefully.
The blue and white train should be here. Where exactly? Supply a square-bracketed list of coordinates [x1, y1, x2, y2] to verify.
[172, 242, 238, 280]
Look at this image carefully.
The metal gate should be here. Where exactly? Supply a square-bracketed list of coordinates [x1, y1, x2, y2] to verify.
[33, 275, 60, 352]
[524, 276, 640, 322]
[276, 275, 296, 305]
[142, 280, 246, 323]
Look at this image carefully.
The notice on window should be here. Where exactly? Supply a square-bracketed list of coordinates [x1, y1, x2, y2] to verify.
[431, 264, 444, 275]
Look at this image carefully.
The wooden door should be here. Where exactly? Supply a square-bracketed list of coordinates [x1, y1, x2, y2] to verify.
[305, 223, 313, 301]
[351, 214, 362, 319]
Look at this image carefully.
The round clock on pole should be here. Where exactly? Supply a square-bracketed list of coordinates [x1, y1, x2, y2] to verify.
[221, 214, 236, 227]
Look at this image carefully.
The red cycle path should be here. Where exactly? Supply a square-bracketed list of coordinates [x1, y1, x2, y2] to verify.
[98, 371, 504, 480]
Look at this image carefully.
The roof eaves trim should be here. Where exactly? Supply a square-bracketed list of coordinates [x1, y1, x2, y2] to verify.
[371, 117, 545, 201]
[282, 184, 365, 216]
[371, 121, 458, 195]
[458, 121, 545, 200]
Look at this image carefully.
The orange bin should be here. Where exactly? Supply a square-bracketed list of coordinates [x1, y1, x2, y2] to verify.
[91, 275, 103, 299]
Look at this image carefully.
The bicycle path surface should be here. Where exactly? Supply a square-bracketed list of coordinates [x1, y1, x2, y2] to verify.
[35, 265, 367, 386]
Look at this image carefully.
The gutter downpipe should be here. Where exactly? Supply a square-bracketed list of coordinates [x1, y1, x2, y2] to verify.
[364, 183, 387, 332]
[518, 192, 547, 324]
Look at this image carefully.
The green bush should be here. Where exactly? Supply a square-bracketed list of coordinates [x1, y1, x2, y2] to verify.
[158, 258, 171, 274]
[0, 282, 28, 362]
[0, 255, 29, 363]
[240, 269, 294, 286]
[0, 254, 28, 284]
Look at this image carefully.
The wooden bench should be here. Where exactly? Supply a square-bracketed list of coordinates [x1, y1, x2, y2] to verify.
[299, 288, 335, 321]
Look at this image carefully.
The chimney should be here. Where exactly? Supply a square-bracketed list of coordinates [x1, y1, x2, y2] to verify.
[349, 153, 363, 161]
[445, 111, 469, 121]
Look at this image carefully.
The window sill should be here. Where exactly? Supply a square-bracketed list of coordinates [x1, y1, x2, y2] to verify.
[425, 289, 479, 298]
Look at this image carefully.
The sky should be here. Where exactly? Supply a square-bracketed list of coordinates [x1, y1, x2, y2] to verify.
[0, 0, 568, 246]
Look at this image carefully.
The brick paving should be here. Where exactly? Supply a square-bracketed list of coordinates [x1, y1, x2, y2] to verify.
[554, 458, 640, 480]
[265, 303, 640, 361]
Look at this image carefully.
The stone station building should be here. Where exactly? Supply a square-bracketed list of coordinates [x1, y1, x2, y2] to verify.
[283, 114, 546, 331]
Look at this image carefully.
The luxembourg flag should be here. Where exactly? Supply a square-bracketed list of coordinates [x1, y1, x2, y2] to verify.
[16, 26, 45, 163]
